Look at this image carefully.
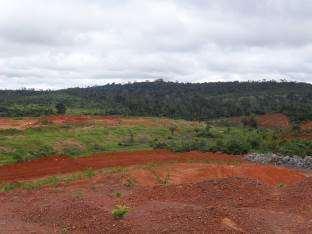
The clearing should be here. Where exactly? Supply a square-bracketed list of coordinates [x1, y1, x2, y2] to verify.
[0, 150, 311, 233]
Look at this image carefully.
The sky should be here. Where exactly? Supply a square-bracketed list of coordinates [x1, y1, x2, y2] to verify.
[0, 0, 312, 90]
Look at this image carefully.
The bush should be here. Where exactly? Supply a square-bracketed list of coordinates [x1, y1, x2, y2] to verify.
[278, 140, 312, 157]
[196, 124, 215, 138]
[241, 115, 258, 128]
[112, 205, 129, 219]
[222, 137, 251, 154]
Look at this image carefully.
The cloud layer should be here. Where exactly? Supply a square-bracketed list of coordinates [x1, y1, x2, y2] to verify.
[0, 0, 312, 89]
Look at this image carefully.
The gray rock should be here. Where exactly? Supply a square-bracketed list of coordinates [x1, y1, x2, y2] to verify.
[245, 153, 312, 170]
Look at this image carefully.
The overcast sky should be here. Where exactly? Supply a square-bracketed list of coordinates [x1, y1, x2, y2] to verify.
[0, 0, 312, 89]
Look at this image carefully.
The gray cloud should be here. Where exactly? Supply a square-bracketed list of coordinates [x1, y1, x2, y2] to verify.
[0, 0, 311, 89]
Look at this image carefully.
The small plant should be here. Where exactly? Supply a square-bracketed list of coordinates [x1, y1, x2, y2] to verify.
[276, 183, 286, 188]
[151, 171, 171, 186]
[0, 182, 21, 192]
[83, 168, 96, 178]
[114, 191, 122, 198]
[159, 173, 170, 186]
[124, 178, 136, 188]
[168, 124, 178, 136]
[112, 205, 129, 219]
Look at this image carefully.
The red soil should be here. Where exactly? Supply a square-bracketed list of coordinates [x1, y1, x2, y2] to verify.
[0, 167, 310, 233]
[0, 115, 122, 130]
[0, 150, 310, 233]
[230, 113, 291, 129]
[0, 117, 39, 130]
[0, 150, 242, 182]
[130, 163, 305, 187]
[45, 115, 121, 125]
[256, 113, 291, 129]
[300, 120, 312, 131]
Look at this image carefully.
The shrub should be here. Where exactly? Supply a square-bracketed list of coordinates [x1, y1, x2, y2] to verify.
[118, 130, 135, 146]
[0, 128, 22, 136]
[83, 168, 96, 178]
[63, 147, 83, 157]
[196, 124, 215, 138]
[278, 140, 312, 157]
[241, 115, 258, 128]
[222, 137, 251, 154]
[150, 138, 168, 149]
[112, 205, 129, 219]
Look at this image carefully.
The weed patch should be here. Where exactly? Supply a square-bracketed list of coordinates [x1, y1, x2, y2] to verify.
[112, 205, 129, 219]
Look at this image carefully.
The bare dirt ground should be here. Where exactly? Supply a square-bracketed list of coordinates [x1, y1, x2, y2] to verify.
[0, 150, 311, 233]
[0, 115, 198, 130]
[0, 115, 122, 130]
[0, 150, 242, 182]
[0, 118, 39, 130]
[231, 113, 291, 129]
[256, 113, 291, 129]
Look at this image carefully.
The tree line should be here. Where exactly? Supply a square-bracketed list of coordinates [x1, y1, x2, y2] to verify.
[0, 80, 312, 122]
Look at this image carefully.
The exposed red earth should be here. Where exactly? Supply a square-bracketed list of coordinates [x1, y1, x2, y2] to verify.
[256, 113, 291, 129]
[45, 115, 121, 126]
[0, 150, 243, 182]
[0, 115, 200, 130]
[0, 150, 311, 233]
[0, 117, 39, 130]
[0, 115, 122, 130]
[0, 115, 311, 233]
[231, 113, 291, 129]
[301, 121, 312, 131]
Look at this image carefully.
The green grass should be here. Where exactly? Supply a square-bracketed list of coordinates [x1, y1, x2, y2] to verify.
[0, 166, 133, 193]
[0, 168, 97, 193]
[111, 205, 129, 219]
[0, 117, 311, 166]
[0, 124, 177, 165]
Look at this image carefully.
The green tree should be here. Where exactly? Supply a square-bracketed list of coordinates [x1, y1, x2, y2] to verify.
[55, 102, 66, 115]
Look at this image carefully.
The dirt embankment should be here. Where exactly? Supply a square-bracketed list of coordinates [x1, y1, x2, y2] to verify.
[0, 150, 306, 187]
[231, 113, 291, 129]
[0, 150, 242, 182]
[256, 113, 291, 129]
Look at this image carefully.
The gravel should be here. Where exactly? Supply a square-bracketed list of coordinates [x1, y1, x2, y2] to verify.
[245, 153, 312, 169]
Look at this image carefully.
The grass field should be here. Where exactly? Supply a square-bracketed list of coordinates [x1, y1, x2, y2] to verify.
[0, 115, 311, 166]
[0, 117, 199, 165]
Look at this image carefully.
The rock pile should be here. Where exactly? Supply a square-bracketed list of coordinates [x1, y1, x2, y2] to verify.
[245, 153, 312, 169]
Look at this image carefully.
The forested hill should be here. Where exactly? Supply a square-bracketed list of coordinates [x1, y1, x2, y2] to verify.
[1, 80, 312, 121]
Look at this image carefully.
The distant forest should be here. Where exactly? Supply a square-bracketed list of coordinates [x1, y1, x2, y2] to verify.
[1, 80, 312, 122]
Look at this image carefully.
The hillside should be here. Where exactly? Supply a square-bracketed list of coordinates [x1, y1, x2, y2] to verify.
[1, 80, 312, 122]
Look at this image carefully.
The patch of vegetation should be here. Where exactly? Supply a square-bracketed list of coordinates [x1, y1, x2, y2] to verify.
[276, 183, 286, 188]
[156, 173, 171, 186]
[0, 113, 311, 166]
[0, 176, 60, 192]
[278, 140, 312, 157]
[151, 125, 312, 156]
[83, 168, 96, 178]
[0, 167, 98, 193]
[114, 191, 122, 198]
[124, 178, 136, 188]
[111, 205, 129, 219]
[0, 124, 177, 165]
